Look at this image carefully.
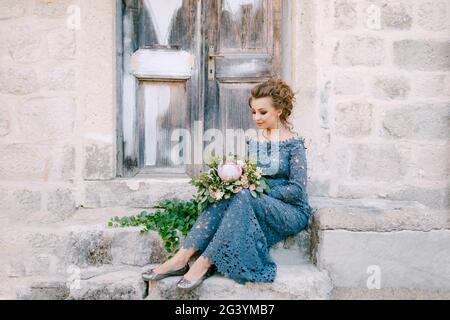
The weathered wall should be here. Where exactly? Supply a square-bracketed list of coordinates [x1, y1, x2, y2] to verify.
[295, 0, 449, 211]
[0, 0, 116, 224]
[293, 0, 450, 297]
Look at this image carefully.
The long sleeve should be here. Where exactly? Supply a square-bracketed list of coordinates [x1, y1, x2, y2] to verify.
[267, 141, 308, 205]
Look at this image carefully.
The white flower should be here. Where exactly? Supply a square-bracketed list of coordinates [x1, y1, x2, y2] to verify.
[214, 191, 224, 200]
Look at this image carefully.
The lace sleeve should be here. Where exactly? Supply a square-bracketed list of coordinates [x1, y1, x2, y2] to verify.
[267, 140, 308, 204]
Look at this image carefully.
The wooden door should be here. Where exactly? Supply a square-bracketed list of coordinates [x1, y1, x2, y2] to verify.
[117, 0, 281, 178]
[202, 0, 282, 163]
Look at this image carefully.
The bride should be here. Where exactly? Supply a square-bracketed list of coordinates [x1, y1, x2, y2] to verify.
[142, 79, 313, 290]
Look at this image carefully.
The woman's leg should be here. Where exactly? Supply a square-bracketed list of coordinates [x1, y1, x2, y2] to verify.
[181, 255, 213, 282]
[182, 189, 264, 283]
[198, 189, 277, 284]
[151, 247, 196, 274]
[153, 199, 231, 274]
[179, 198, 232, 253]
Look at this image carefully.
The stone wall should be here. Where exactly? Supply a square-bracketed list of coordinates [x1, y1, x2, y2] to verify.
[299, 0, 449, 211]
[296, 0, 450, 297]
[0, 0, 117, 224]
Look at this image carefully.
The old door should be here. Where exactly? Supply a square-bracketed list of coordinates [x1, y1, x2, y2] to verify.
[203, 0, 282, 163]
[117, 0, 282, 178]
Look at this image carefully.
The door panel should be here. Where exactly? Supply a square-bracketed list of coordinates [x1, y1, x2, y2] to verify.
[139, 0, 194, 49]
[118, 0, 281, 177]
[120, 0, 199, 177]
[139, 81, 187, 172]
[220, 0, 268, 52]
[203, 0, 281, 161]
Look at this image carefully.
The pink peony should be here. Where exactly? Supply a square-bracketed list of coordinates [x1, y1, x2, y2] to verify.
[218, 160, 243, 183]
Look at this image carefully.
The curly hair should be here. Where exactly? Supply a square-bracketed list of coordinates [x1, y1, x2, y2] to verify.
[248, 79, 297, 133]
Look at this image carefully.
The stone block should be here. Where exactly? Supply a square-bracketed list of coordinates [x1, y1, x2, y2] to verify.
[0, 0, 26, 19]
[333, 73, 365, 95]
[380, 1, 412, 30]
[416, 1, 448, 31]
[108, 227, 169, 266]
[7, 25, 46, 63]
[331, 287, 450, 300]
[394, 40, 450, 71]
[17, 278, 70, 300]
[83, 142, 114, 180]
[17, 96, 76, 141]
[84, 180, 197, 208]
[68, 269, 147, 300]
[46, 66, 76, 91]
[334, 0, 358, 30]
[47, 28, 76, 60]
[333, 36, 386, 67]
[47, 188, 78, 222]
[362, 1, 412, 30]
[0, 103, 11, 137]
[370, 75, 411, 100]
[335, 183, 450, 210]
[309, 179, 331, 197]
[386, 185, 450, 210]
[63, 230, 113, 268]
[407, 143, 449, 181]
[312, 199, 447, 232]
[412, 74, 446, 98]
[349, 144, 407, 181]
[315, 229, 450, 291]
[60, 145, 76, 181]
[33, 0, 73, 18]
[12, 189, 42, 214]
[382, 104, 450, 139]
[0, 66, 39, 95]
[0, 144, 52, 181]
[335, 101, 373, 137]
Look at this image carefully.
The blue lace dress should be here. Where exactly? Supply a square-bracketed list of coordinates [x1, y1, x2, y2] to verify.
[180, 136, 313, 285]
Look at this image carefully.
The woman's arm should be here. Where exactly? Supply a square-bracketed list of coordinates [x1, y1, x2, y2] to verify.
[267, 141, 308, 204]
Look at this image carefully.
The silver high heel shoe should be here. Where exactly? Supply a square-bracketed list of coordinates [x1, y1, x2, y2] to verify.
[142, 263, 190, 281]
[176, 265, 217, 290]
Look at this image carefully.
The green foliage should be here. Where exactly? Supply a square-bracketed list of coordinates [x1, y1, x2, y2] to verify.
[108, 197, 200, 257]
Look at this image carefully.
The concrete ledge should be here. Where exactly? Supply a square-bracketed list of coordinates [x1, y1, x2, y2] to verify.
[310, 196, 449, 232]
[84, 179, 197, 208]
[146, 264, 332, 300]
[315, 229, 450, 292]
[309, 197, 450, 297]
[331, 287, 450, 300]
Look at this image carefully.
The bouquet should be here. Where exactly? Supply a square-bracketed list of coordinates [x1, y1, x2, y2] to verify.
[190, 155, 271, 212]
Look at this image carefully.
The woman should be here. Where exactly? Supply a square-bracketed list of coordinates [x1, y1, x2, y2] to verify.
[142, 79, 313, 290]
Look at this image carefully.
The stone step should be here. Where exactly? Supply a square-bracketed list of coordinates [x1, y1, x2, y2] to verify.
[13, 263, 332, 300]
[13, 265, 147, 300]
[145, 263, 332, 300]
[1, 207, 312, 278]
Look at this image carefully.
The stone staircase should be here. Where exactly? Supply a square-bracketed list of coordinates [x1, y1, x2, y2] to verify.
[3, 197, 447, 300]
[0, 206, 333, 300]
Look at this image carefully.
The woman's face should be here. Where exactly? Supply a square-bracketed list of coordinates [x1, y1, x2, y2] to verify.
[250, 96, 282, 130]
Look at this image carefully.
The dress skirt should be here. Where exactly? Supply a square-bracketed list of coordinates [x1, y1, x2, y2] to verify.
[180, 188, 311, 285]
